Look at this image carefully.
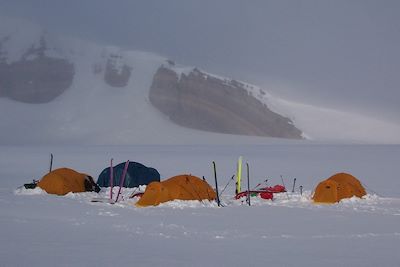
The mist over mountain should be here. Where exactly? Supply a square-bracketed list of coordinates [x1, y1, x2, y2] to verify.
[1, 0, 399, 123]
[1, 16, 400, 145]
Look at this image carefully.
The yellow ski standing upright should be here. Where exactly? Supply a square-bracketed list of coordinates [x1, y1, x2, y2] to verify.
[236, 156, 243, 194]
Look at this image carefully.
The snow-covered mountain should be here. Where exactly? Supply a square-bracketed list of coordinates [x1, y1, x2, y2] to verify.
[1, 16, 399, 145]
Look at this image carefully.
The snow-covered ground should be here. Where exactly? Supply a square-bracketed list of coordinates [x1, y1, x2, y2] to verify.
[1, 16, 400, 266]
[1, 144, 400, 266]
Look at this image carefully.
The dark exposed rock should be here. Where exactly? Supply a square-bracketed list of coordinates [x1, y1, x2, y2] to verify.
[103, 54, 132, 87]
[0, 36, 74, 103]
[150, 66, 303, 139]
[0, 36, 8, 63]
[166, 59, 175, 66]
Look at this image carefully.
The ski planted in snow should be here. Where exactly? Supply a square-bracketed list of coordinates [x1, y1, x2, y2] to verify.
[236, 156, 242, 194]
[213, 161, 221, 207]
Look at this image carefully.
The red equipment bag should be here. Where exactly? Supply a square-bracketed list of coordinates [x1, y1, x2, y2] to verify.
[259, 192, 273, 200]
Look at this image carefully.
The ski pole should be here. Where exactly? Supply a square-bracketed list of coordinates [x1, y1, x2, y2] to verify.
[109, 158, 114, 200]
[252, 179, 267, 190]
[49, 153, 53, 173]
[252, 183, 261, 190]
[280, 175, 286, 189]
[246, 162, 250, 206]
[186, 176, 204, 204]
[292, 178, 296, 193]
[115, 160, 129, 202]
[220, 175, 235, 195]
[213, 161, 221, 207]
[280, 175, 290, 199]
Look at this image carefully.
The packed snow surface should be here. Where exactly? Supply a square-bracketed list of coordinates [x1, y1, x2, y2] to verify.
[1, 144, 400, 267]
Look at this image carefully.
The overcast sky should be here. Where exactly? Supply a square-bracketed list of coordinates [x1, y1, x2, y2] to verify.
[1, 0, 399, 121]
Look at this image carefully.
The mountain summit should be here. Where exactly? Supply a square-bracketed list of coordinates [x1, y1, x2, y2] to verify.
[1, 17, 400, 144]
[0, 17, 304, 144]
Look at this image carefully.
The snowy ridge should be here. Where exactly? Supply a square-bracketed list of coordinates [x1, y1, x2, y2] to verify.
[1, 16, 400, 144]
[163, 64, 400, 143]
[264, 97, 400, 143]
[0, 16, 44, 63]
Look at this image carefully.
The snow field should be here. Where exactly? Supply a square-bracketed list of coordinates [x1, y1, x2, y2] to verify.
[1, 144, 400, 266]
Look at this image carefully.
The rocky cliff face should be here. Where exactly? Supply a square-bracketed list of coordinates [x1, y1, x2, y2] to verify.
[103, 53, 132, 87]
[149, 66, 303, 139]
[0, 36, 74, 103]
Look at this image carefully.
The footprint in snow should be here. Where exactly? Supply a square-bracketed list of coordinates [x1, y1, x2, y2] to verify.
[98, 211, 118, 216]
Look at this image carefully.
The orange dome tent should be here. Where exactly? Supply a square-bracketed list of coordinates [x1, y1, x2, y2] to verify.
[312, 172, 366, 203]
[38, 168, 99, 195]
[136, 174, 216, 207]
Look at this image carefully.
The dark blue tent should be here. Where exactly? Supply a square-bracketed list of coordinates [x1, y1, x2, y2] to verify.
[97, 161, 160, 188]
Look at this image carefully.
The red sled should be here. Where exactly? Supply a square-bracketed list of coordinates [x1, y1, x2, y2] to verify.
[235, 190, 273, 200]
[234, 184, 286, 200]
[259, 184, 286, 193]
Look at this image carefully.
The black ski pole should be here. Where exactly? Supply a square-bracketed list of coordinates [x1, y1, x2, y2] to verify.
[252, 183, 261, 190]
[280, 175, 286, 189]
[281, 175, 290, 199]
[220, 175, 235, 195]
[213, 161, 221, 207]
[292, 178, 297, 193]
[246, 162, 250, 206]
[49, 153, 53, 173]
[264, 179, 268, 187]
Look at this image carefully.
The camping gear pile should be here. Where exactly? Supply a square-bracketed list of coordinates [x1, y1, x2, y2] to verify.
[21, 154, 369, 207]
[231, 157, 288, 203]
